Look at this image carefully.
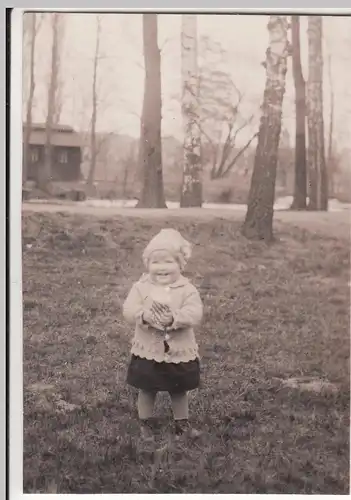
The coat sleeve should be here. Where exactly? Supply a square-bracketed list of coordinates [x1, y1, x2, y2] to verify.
[169, 285, 203, 331]
[123, 283, 146, 326]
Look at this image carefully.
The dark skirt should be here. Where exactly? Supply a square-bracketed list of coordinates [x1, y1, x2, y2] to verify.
[126, 354, 200, 393]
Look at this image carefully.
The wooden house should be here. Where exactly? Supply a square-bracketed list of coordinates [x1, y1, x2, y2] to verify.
[23, 123, 82, 182]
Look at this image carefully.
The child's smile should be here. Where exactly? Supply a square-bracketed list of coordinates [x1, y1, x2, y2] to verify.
[148, 250, 181, 285]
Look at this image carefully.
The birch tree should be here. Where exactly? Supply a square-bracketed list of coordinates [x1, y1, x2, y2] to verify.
[137, 14, 166, 208]
[171, 36, 258, 183]
[290, 16, 307, 210]
[180, 14, 202, 207]
[242, 16, 289, 242]
[307, 16, 328, 211]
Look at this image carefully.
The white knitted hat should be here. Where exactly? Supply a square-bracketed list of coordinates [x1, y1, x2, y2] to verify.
[142, 229, 192, 269]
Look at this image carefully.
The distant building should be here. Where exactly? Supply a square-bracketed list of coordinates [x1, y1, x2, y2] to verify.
[23, 123, 82, 182]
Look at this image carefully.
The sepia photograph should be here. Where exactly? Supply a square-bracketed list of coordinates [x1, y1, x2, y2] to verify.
[18, 9, 350, 494]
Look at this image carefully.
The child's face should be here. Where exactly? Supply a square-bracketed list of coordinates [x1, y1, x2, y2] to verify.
[148, 250, 181, 285]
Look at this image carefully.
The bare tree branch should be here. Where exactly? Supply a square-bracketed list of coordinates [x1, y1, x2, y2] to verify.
[195, 36, 259, 180]
[221, 132, 258, 178]
[118, 97, 142, 119]
[215, 121, 235, 178]
[198, 121, 222, 177]
[160, 36, 175, 52]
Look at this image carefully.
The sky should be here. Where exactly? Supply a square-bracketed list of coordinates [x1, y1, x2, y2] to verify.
[22, 13, 351, 149]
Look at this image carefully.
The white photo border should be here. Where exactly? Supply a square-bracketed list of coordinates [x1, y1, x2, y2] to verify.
[8, 3, 351, 500]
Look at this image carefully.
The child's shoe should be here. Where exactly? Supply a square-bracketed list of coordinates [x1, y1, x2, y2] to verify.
[174, 419, 202, 439]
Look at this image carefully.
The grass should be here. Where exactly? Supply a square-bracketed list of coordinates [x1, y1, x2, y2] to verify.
[22, 211, 350, 494]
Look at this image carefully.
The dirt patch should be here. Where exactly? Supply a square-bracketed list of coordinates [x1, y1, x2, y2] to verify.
[280, 377, 339, 395]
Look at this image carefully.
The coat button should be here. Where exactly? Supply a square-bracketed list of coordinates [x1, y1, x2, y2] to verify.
[165, 334, 170, 341]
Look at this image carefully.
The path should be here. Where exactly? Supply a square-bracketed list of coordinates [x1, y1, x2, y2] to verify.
[22, 202, 350, 240]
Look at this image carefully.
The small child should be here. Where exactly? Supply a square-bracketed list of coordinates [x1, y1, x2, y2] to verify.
[123, 228, 203, 440]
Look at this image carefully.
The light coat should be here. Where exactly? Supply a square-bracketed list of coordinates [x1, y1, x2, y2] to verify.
[123, 274, 203, 363]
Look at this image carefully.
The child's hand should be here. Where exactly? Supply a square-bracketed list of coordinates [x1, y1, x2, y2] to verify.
[141, 303, 173, 329]
[151, 301, 173, 327]
[141, 308, 155, 325]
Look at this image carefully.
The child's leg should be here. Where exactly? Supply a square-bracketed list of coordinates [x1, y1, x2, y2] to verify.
[170, 391, 189, 420]
[137, 390, 157, 420]
[170, 392, 202, 438]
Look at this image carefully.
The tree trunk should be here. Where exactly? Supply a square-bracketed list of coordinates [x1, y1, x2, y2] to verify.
[180, 14, 202, 207]
[137, 14, 166, 208]
[23, 13, 37, 185]
[307, 16, 328, 211]
[242, 16, 289, 242]
[290, 16, 307, 210]
[327, 53, 335, 197]
[122, 160, 129, 199]
[52, 17, 65, 127]
[53, 84, 63, 126]
[86, 16, 101, 193]
[41, 13, 59, 193]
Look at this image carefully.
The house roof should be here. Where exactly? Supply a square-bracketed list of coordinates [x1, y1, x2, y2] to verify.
[23, 123, 82, 148]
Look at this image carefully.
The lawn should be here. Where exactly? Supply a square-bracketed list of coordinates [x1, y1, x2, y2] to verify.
[22, 211, 350, 494]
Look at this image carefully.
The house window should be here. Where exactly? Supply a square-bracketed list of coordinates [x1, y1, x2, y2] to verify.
[58, 150, 68, 164]
[30, 148, 39, 163]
